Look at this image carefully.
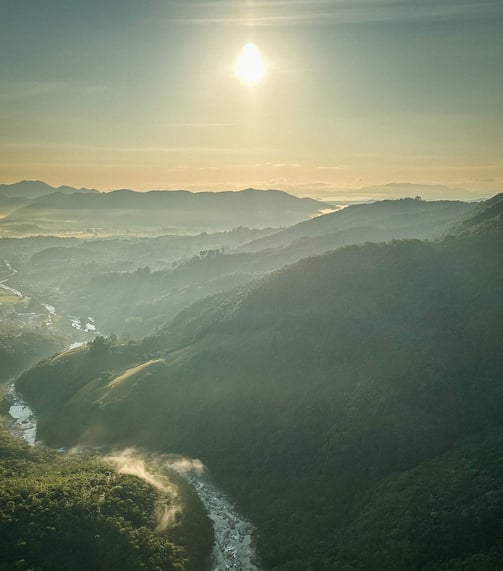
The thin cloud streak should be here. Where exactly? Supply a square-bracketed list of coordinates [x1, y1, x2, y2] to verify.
[0, 142, 276, 154]
[163, 0, 502, 27]
[164, 123, 239, 129]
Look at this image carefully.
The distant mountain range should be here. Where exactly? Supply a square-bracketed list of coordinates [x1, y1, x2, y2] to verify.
[0, 180, 99, 199]
[351, 182, 487, 201]
[0, 181, 327, 235]
[305, 182, 493, 203]
[239, 197, 474, 252]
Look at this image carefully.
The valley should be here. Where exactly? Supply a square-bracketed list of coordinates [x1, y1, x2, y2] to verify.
[1, 185, 502, 569]
[4, 384, 259, 571]
[1, 244, 261, 570]
[2, 2, 501, 566]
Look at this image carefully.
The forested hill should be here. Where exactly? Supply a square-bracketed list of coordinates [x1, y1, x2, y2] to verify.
[0, 423, 213, 570]
[454, 192, 503, 234]
[239, 197, 475, 252]
[16, 204, 503, 569]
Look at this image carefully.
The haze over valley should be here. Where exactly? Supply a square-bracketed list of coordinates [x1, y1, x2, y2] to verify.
[1, 182, 502, 569]
[1, 1, 503, 569]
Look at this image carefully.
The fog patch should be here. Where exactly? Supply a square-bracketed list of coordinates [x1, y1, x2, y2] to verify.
[163, 455, 205, 476]
[106, 449, 206, 533]
[107, 448, 173, 493]
[155, 502, 179, 533]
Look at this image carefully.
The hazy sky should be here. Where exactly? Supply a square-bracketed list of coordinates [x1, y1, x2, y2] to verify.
[1, 0, 502, 199]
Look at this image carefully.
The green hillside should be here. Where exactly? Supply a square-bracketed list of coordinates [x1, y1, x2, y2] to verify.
[15, 203, 503, 569]
[0, 423, 212, 571]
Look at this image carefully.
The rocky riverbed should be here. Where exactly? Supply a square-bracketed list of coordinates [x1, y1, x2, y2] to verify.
[5, 386, 261, 570]
[183, 473, 260, 570]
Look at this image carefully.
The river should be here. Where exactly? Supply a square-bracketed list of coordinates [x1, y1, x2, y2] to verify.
[182, 473, 260, 570]
[1, 260, 99, 333]
[5, 384, 37, 445]
[6, 380, 261, 570]
[2, 260, 261, 569]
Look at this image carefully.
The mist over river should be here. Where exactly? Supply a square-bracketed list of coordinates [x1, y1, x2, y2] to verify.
[6, 378, 261, 570]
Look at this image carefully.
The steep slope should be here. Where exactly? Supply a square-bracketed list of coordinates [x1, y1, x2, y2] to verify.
[0, 423, 213, 570]
[455, 192, 503, 235]
[240, 197, 475, 252]
[16, 208, 503, 569]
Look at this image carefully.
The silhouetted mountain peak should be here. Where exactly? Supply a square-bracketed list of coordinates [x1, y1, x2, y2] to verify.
[0, 180, 99, 199]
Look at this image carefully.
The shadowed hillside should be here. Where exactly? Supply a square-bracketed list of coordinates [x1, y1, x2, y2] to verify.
[16, 200, 503, 569]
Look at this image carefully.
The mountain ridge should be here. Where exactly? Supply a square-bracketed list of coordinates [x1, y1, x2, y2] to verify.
[239, 197, 475, 252]
[15, 199, 503, 569]
[0, 182, 329, 236]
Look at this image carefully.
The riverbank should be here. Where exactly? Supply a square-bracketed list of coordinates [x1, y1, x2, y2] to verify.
[4, 385, 262, 570]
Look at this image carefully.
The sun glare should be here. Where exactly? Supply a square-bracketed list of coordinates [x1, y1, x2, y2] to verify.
[236, 43, 265, 85]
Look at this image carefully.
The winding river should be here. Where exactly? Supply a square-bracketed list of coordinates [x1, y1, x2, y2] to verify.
[5, 366, 260, 570]
[2, 260, 99, 333]
[2, 261, 261, 569]
[5, 387, 260, 570]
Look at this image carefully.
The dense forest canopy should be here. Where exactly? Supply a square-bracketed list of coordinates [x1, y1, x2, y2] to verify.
[12, 194, 503, 569]
[0, 423, 213, 571]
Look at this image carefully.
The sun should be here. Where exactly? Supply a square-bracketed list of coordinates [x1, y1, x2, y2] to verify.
[236, 43, 265, 85]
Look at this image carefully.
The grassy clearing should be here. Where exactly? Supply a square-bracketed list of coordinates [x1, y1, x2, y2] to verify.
[0, 288, 23, 304]
[107, 358, 166, 388]
[51, 344, 87, 362]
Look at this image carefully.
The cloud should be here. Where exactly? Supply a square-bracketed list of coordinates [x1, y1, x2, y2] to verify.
[0, 141, 276, 155]
[254, 162, 302, 169]
[316, 165, 345, 171]
[164, 123, 238, 129]
[161, 0, 502, 27]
